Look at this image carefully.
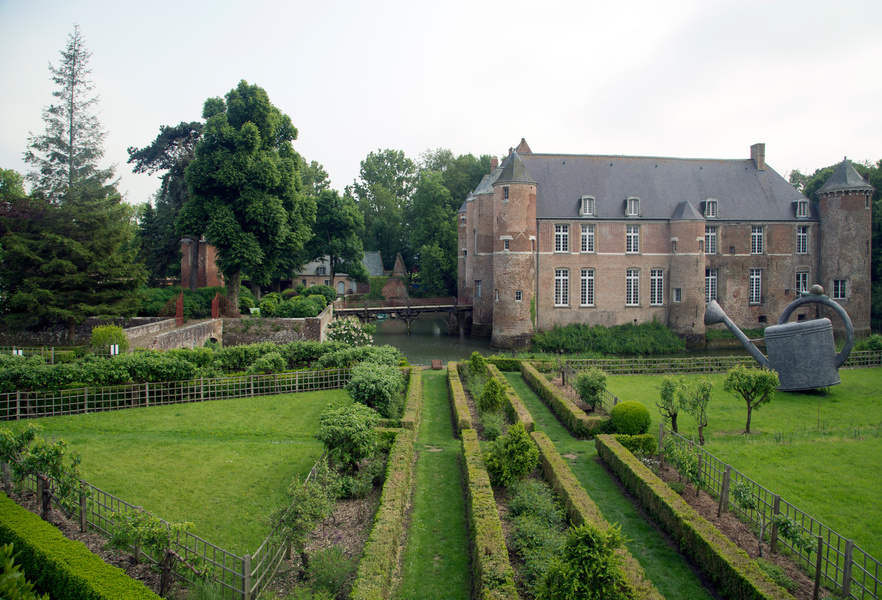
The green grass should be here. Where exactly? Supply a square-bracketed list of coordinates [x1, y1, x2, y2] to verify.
[396, 370, 469, 600]
[10, 391, 351, 554]
[504, 373, 716, 600]
[605, 368, 882, 560]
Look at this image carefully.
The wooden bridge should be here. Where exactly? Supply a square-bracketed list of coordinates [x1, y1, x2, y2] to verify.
[335, 297, 472, 333]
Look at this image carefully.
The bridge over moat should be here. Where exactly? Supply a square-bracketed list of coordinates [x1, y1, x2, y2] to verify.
[335, 297, 473, 334]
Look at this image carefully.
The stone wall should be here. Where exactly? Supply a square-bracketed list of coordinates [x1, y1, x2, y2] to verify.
[0, 317, 170, 347]
[221, 304, 333, 346]
[144, 319, 223, 351]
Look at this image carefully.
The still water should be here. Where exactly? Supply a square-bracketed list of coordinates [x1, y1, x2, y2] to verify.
[372, 314, 492, 365]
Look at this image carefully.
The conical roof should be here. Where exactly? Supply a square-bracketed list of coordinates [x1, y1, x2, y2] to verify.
[493, 152, 536, 186]
[817, 159, 874, 194]
[670, 200, 704, 221]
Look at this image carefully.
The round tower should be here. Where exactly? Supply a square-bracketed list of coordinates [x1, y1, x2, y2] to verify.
[667, 201, 706, 344]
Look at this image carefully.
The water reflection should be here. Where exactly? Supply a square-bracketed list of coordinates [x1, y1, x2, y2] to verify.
[372, 314, 492, 366]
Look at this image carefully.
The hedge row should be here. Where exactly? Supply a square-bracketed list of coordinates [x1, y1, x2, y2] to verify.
[486, 357, 522, 372]
[399, 368, 423, 432]
[460, 429, 518, 600]
[521, 362, 604, 438]
[0, 493, 161, 600]
[530, 431, 664, 600]
[447, 362, 472, 435]
[595, 435, 795, 600]
[350, 428, 416, 600]
[486, 364, 533, 433]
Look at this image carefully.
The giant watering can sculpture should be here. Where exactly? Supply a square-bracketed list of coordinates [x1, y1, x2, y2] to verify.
[704, 285, 854, 391]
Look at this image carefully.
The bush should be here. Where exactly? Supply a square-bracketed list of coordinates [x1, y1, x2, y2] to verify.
[485, 422, 540, 486]
[866, 334, 882, 352]
[467, 351, 487, 378]
[315, 345, 406, 369]
[258, 297, 278, 317]
[531, 320, 686, 355]
[309, 285, 337, 305]
[314, 403, 380, 471]
[614, 434, 658, 457]
[0, 543, 49, 600]
[480, 411, 505, 441]
[575, 368, 607, 410]
[272, 300, 299, 318]
[90, 325, 129, 354]
[610, 401, 651, 435]
[508, 479, 565, 526]
[326, 317, 375, 347]
[247, 351, 286, 374]
[478, 377, 505, 414]
[308, 546, 357, 598]
[345, 362, 406, 419]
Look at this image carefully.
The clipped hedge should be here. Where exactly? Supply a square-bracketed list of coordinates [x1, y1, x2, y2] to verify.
[487, 357, 522, 372]
[595, 435, 794, 600]
[487, 364, 533, 432]
[615, 434, 658, 457]
[399, 368, 423, 432]
[447, 362, 473, 435]
[350, 428, 416, 600]
[0, 493, 161, 600]
[521, 362, 604, 438]
[530, 431, 664, 600]
[460, 429, 518, 600]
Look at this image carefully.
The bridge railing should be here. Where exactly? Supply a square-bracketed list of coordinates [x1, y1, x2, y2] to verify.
[338, 297, 457, 310]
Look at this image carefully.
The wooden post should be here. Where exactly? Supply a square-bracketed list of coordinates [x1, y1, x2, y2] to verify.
[717, 465, 731, 518]
[16, 391, 20, 420]
[770, 496, 781, 553]
[80, 491, 88, 532]
[242, 553, 252, 600]
[842, 540, 854, 598]
[697, 452, 704, 489]
[145, 382, 150, 407]
[1, 462, 10, 496]
[812, 536, 823, 600]
[84, 388, 88, 414]
[658, 423, 665, 463]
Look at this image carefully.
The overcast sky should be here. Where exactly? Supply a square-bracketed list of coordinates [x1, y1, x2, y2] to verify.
[2, 0, 881, 206]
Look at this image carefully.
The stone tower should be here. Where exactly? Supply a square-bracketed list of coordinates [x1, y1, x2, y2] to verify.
[816, 159, 874, 335]
[666, 201, 706, 343]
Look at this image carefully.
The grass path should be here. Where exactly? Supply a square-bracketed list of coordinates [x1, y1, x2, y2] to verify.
[396, 369, 470, 600]
[504, 372, 717, 600]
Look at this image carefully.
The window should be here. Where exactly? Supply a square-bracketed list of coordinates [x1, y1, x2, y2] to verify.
[751, 226, 764, 254]
[503, 187, 509, 201]
[317, 265, 327, 275]
[796, 226, 808, 254]
[555, 224, 569, 252]
[797, 200, 808, 218]
[580, 196, 595, 216]
[554, 269, 569, 306]
[705, 268, 718, 303]
[626, 225, 640, 253]
[324, 279, 330, 286]
[833, 280, 847, 300]
[503, 239, 510, 251]
[796, 271, 809, 293]
[301, 279, 307, 286]
[671, 240, 677, 254]
[495, 289, 499, 302]
[705, 199, 718, 218]
[581, 224, 595, 253]
[462, 249, 467, 256]
[749, 269, 762, 304]
[580, 269, 595, 306]
[626, 197, 639, 216]
[626, 269, 640, 306]
[650, 269, 664, 306]
[515, 290, 523, 302]
[673, 288, 682, 303]
[474, 280, 482, 299]
[705, 226, 717, 255]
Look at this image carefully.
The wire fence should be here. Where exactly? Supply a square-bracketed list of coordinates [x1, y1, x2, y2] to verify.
[660, 427, 880, 599]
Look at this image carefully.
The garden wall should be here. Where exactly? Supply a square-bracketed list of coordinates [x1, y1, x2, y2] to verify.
[222, 304, 333, 346]
[142, 319, 223, 351]
[0, 317, 170, 347]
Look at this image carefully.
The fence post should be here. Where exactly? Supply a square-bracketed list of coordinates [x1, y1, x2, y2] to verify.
[718, 465, 731, 518]
[16, 391, 20, 420]
[84, 388, 88, 414]
[842, 540, 854, 598]
[1, 462, 10, 496]
[145, 382, 150, 407]
[770, 495, 781, 553]
[658, 424, 665, 462]
[295, 372, 299, 393]
[697, 452, 704, 490]
[250, 375, 254, 398]
[80, 491, 88, 533]
[813, 536, 823, 600]
[242, 553, 252, 600]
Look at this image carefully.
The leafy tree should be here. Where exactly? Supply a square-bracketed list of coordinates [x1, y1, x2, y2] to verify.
[178, 81, 315, 309]
[300, 159, 331, 198]
[656, 375, 684, 433]
[314, 403, 380, 472]
[410, 171, 456, 294]
[723, 365, 779, 434]
[345, 362, 405, 418]
[575, 367, 607, 411]
[0, 168, 25, 200]
[302, 189, 367, 286]
[682, 377, 713, 445]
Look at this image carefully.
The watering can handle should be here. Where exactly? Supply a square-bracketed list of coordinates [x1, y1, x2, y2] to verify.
[777, 295, 855, 368]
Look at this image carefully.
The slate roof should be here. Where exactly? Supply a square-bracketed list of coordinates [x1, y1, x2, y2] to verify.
[488, 150, 814, 222]
[817, 159, 874, 194]
[361, 251, 385, 277]
[295, 251, 384, 278]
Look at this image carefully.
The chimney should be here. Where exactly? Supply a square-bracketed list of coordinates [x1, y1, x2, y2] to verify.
[750, 143, 766, 171]
[490, 156, 498, 172]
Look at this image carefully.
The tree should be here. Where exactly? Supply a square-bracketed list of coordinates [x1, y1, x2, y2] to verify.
[178, 81, 315, 309]
[682, 377, 713, 445]
[723, 365, 779, 434]
[23, 25, 111, 204]
[410, 171, 456, 294]
[656, 375, 684, 433]
[0, 168, 25, 201]
[302, 189, 367, 286]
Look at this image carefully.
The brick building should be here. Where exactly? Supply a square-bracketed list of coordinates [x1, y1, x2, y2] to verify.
[457, 140, 872, 349]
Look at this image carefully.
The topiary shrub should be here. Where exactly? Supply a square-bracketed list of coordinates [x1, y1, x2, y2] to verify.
[467, 351, 487, 379]
[609, 401, 651, 435]
[614, 433, 657, 457]
[478, 377, 505, 414]
[485, 422, 539, 486]
[345, 362, 406, 418]
[575, 367, 607, 410]
[247, 351, 287, 374]
[90, 325, 129, 354]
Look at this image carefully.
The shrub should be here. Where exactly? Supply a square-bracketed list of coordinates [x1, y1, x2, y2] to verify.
[467, 351, 487, 378]
[345, 362, 406, 419]
[326, 317, 375, 347]
[508, 479, 564, 526]
[238, 295, 255, 313]
[315, 345, 405, 369]
[478, 377, 505, 414]
[114, 352, 198, 383]
[614, 434, 658, 457]
[610, 401, 651, 435]
[485, 422, 539, 486]
[0, 543, 49, 600]
[90, 324, 129, 354]
[314, 403, 380, 471]
[258, 297, 277, 317]
[247, 351, 287, 375]
[531, 320, 686, 356]
[480, 411, 505, 441]
[309, 546, 357, 598]
[272, 300, 299, 318]
[866, 334, 882, 352]
[309, 285, 337, 305]
[575, 368, 607, 410]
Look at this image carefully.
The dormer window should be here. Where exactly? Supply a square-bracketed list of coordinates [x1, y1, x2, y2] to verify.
[796, 200, 808, 218]
[705, 199, 718, 218]
[317, 266, 327, 276]
[626, 197, 640, 217]
[580, 195, 595, 216]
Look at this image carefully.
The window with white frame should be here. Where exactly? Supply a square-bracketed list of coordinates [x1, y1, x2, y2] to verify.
[796, 226, 808, 254]
[626, 225, 640, 253]
[673, 288, 682, 303]
[495, 289, 499, 302]
[705, 226, 717, 255]
[833, 279, 846, 300]
[503, 187, 509, 201]
[554, 269, 569, 306]
[650, 269, 664, 306]
[580, 269, 595, 306]
[751, 226, 764, 254]
[705, 199, 718, 218]
[581, 196, 595, 216]
[749, 269, 762, 303]
[555, 224, 569, 252]
[626, 269, 639, 306]
[706, 268, 718, 303]
[515, 290, 523, 302]
[797, 200, 808, 218]
[796, 271, 809, 293]
[626, 197, 639, 216]
[474, 280, 482, 299]
[503, 239, 510, 251]
[581, 224, 595, 252]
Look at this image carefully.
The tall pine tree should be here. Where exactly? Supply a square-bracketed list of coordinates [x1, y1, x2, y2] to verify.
[3, 25, 145, 339]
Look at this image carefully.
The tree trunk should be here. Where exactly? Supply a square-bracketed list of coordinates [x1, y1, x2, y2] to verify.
[38, 474, 52, 520]
[68, 317, 77, 344]
[698, 425, 705, 446]
[250, 282, 261, 303]
[745, 405, 753, 434]
[226, 271, 241, 311]
[671, 413, 678, 433]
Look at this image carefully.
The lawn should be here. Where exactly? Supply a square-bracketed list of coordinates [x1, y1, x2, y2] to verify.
[9, 390, 351, 554]
[605, 367, 882, 561]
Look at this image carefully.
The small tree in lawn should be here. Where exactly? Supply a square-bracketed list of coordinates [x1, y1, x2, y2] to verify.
[683, 377, 713, 445]
[656, 375, 685, 433]
[575, 367, 607, 411]
[724, 365, 779, 434]
[314, 403, 380, 473]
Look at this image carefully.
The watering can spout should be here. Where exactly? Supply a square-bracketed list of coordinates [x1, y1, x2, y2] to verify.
[704, 300, 769, 367]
